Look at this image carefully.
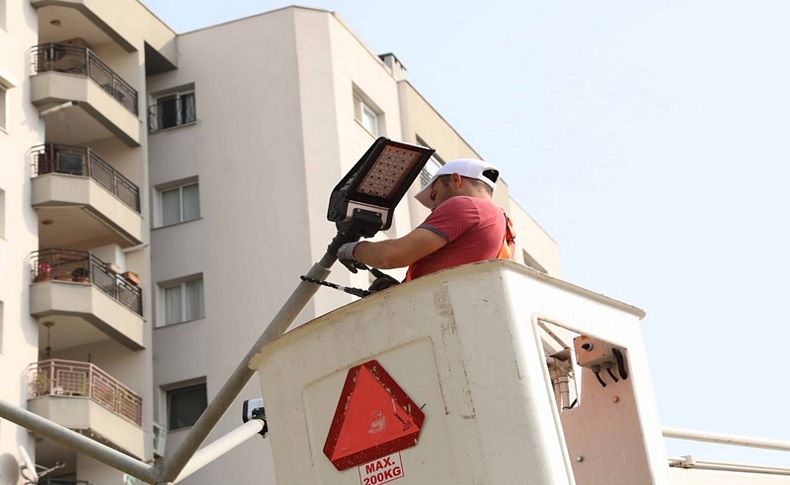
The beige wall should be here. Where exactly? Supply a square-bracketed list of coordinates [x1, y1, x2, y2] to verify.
[146, 9, 309, 484]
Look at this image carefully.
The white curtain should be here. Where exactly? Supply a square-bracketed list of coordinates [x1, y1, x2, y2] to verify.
[164, 285, 182, 325]
[181, 92, 196, 124]
[185, 279, 204, 321]
[182, 184, 200, 221]
[162, 188, 180, 225]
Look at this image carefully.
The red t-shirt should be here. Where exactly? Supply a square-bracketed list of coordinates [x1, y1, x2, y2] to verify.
[408, 196, 505, 280]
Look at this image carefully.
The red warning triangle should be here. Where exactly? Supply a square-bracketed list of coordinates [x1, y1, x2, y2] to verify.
[323, 360, 425, 470]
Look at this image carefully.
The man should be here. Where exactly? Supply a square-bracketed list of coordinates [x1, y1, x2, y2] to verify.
[337, 159, 513, 284]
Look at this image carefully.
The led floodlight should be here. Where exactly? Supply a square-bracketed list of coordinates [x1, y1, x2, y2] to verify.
[328, 137, 434, 238]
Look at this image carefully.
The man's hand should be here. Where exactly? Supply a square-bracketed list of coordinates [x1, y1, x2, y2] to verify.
[337, 242, 365, 273]
[368, 274, 400, 293]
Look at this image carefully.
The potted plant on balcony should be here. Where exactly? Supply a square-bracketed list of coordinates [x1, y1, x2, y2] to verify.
[34, 372, 51, 396]
[34, 261, 52, 282]
[122, 271, 141, 286]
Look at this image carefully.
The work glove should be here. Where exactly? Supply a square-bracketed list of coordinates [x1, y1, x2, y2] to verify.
[337, 242, 366, 273]
[368, 274, 400, 293]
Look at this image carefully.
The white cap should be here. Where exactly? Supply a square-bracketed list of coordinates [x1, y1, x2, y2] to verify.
[415, 158, 499, 208]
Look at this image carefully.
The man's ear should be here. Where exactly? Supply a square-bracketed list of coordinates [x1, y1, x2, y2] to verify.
[449, 172, 464, 189]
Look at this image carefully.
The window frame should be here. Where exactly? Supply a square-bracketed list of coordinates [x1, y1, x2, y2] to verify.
[150, 87, 196, 133]
[166, 381, 207, 431]
[158, 180, 200, 227]
[158, 275, 205, 327]
[353, 90, 383, 136]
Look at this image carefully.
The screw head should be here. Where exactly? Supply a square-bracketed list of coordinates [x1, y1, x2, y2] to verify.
[576, 456, 584, 463]
[612, 395, 620, 403]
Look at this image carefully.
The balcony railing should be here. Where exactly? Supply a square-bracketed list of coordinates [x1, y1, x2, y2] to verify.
[31, 43, 138, 115]
[27, 359, 142, 426]
[31, 144, 141, 212]
[31, 249, 143, 315]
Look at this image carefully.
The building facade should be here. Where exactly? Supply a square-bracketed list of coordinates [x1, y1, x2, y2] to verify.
[0, 3, 557, 484]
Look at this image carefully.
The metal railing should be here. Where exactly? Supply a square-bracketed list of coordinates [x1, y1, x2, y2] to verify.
[31, 144, 141, 212]
[27, 359, 142, 426]
[31, 249, 142, 315]
[31, 43, 138, 115]
[664, 426, 790, 476]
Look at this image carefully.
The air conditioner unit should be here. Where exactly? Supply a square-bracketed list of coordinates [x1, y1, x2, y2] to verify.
[152, 422, 167, 458]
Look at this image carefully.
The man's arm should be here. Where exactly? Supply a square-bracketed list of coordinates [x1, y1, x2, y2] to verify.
[352, 227, 447, 269]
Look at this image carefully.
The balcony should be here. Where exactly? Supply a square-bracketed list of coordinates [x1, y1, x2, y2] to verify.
[27, 359, 144, 458]
[31, 0, 177, 74]
[30, 249, 144, 350]
[30, 44, 141, 146]
[31, 144, 143, 247]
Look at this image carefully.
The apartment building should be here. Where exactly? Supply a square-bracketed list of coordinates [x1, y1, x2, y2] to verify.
[0, 0, 175, 483]
[0, 3, 557, 484]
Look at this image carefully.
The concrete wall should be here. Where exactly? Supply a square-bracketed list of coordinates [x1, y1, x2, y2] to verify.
[0, 1, 45, 483]
[146, 9, 307, 484]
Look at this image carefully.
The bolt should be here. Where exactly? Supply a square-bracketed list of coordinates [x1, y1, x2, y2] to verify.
[576, 456, 584, 463]
[581, 342, 594, 351]
[612, 395, 620, 403]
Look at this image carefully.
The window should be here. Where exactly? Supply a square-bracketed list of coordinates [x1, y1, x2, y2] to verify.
[161, 276, 204, 326]
[416, 137, 443, 187]
[353, 92, 382, 136]
[167, 382, 207, 430]
[0, 85, 6, 131]
[150, 90, 196, 132]
[160, 181, 199, 226]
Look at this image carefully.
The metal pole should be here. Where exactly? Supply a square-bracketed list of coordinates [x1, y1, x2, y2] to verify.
[668, 456, 790, 475]
[157, 249, 337, 482]
[173, 419, 265, 483]
[663, 426, 790, 453]
[0, 398, 157, 483]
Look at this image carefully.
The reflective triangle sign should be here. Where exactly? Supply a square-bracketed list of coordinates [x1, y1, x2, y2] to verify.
[323, 360, 425, 471]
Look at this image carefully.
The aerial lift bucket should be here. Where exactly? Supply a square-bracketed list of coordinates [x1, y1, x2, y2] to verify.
[250, 259, 671, 485]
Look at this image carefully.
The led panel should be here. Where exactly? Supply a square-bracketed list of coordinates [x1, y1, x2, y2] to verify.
[355, 145, 423, 199]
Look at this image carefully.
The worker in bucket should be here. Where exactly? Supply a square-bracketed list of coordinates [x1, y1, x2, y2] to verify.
[337, 159, 515, 289]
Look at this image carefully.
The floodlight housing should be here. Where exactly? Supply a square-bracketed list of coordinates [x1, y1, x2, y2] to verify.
[327, 138, 434, 238]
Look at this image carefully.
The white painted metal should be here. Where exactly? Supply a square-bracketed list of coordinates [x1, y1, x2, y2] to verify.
[173, 419, 265, 483]
[250, 259, 670, 484]
[668, 456, 790, 475]
[663, 427, 790, 453]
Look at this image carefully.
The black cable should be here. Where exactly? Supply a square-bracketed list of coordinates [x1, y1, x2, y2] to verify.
[594, 370, 607, 387]
[300, 275, 370, 298]
[562, 398, 578, 410]
[606, 367, 619, 383]
[612, 347, 628, 380]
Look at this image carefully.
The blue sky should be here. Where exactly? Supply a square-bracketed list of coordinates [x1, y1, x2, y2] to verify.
[143, 0, 790, 466]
